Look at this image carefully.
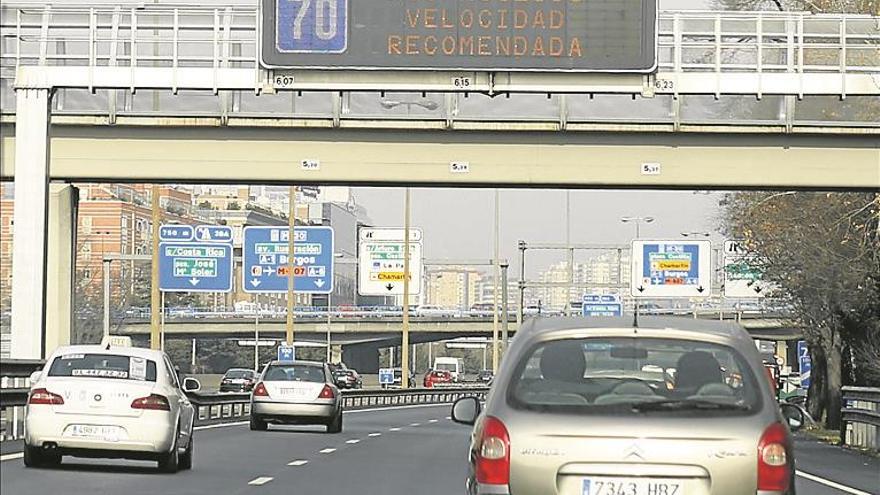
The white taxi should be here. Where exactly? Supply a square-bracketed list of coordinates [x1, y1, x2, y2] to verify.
[24, 340, 200, 472]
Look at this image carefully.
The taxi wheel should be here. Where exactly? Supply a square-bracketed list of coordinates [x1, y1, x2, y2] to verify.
[158, 431, 180, 473]
[326, 411, 343, 433]
[179, 435, 193, 470]
[250, 414, 268, 431]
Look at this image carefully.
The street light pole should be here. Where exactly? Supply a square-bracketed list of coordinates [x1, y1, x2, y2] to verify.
[401, 188, 412, 388]
[492, 189, 500, 372]
[103, 259, 111, 339]
[286, 186, 296, 346]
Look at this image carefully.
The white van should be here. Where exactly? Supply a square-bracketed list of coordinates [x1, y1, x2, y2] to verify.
[433, 357, 464, 382]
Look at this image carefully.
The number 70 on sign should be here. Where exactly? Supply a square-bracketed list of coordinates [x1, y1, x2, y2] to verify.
[276, 0, 348, 53]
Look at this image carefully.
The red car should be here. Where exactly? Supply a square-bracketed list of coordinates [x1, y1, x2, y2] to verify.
[423, 369, 453, 388]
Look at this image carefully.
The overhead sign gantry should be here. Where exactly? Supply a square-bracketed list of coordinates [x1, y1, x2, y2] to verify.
[261, 0, 657, 72]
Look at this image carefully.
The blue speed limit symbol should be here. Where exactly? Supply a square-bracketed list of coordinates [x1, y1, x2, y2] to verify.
[276, 0, 348, 53]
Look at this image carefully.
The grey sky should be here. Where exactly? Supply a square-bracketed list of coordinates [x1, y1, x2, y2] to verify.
[353, 188, 725, 277]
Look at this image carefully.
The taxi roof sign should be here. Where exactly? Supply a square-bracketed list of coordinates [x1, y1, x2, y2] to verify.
[100, 335, 133, 348]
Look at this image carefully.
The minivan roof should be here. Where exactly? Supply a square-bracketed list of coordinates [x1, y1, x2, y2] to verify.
[519, 316, 750, 340]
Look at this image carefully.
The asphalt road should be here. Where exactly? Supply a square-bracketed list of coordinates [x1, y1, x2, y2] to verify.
[1, 405, 876, 495]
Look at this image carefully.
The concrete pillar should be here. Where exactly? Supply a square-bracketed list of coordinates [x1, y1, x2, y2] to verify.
[10, 88, 51, 359]
[342, 341, 382, 374]
[44, 183, 77, 355]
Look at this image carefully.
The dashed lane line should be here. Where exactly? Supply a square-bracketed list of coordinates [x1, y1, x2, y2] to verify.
[287, 460, 309, 466]
[428, 419, 439, 423]
[389, 427, 401, 432]
[319, 448, 336, 454]
[368, 433, 382, 437]
[796, 470, 874, 495]
[410, 423, 420, 427]
[345, 439, 360, 444]
[248, 477, 274, 486]
[0, 453, 24, 462]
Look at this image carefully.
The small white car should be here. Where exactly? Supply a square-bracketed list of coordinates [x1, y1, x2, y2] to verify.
[24, 342, 200, 472]
[250, 360, 342, 433]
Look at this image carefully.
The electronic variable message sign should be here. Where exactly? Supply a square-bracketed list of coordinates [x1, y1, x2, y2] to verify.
[261, 0, 657, 72]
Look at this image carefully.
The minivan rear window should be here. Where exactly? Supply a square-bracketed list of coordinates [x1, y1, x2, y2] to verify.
[508, 338, 761, 415]
[48, 353, 158, 382]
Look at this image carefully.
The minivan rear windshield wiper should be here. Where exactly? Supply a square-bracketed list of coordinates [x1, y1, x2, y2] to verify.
[630, 399, 751, 412]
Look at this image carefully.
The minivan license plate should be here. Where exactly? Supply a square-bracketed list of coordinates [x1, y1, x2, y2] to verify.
[583, 478, 683, 495]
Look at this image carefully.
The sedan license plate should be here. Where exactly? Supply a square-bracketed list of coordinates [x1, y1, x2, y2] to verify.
[583, 478, 683, 495]
[280, 388, 309, 398]
[68, 424, 123, 442]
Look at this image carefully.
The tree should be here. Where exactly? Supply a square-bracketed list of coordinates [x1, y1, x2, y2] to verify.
[719, 192, 880, 428]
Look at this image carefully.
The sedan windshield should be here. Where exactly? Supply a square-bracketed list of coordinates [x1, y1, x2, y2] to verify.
[508, 337, 761, 415]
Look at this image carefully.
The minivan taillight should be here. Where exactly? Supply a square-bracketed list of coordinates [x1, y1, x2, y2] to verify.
[475, 416, 510, 486]
[29, 388, 64, 405]
[130, 394, 171, 411]
[253, 382, 269, 397]
[757, 422, 791, 491]
[319, 384, 335, 399]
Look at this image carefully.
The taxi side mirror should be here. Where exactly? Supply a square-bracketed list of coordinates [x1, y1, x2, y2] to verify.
[182, 377, 201, 393]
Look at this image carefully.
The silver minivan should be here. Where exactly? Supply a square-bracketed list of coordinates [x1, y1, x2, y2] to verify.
[452, 317, 802, 495]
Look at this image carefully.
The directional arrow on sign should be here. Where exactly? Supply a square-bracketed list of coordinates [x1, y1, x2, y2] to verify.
[386, 283, 394, 291]
[314, 279, 325, 288]
[697, 286, 705, 293]
[637, 286, 645, 293]
[250, 279, 261, 287]
[189, 278, 200, 286]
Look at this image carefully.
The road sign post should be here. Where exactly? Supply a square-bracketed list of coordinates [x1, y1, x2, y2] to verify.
[358, 228, 423, 296]
[582, 294, 623, 317]
[631, 240, 712, 298]
[278, 345, 295, 362]
[158, 225, 234, 293]
[243, 226, 335, 294]
[378, 368, 394, 387]
[723, 240, 769, 298]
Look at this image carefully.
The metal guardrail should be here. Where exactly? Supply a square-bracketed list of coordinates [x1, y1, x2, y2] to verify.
[1, 359, 488, 439]
[841, 386, 880, 451]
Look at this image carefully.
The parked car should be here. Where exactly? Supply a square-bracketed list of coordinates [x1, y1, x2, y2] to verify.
[250, 360, 343, 433]
[332, 369, 363, 389]
[476, 369, 494, 384]
[219, 368, 258, 393]
[24, 341, 199, 472]
[423, 369, 453, 388]
[451, 316, 802, 495]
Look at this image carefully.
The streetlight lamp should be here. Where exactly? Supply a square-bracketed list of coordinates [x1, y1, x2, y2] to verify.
[680, 232, 711, 238]
[620, 216, 655, 238]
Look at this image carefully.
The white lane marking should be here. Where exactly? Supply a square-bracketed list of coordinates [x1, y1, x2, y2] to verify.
[445, 416, 452, 420]
[248, 477, 274, 486]
[796, 470, 873, 495]
[428, 419, 439, 423]
[287, 460, 309, 466]
[194, 421, 249, 431]
[368, 432, 381, 437]
[0, 403, 453, 462]
[345, 439, 360, 444]
[389, 427, 401, 431]
[410, 423, 420, 427]
[319, 448, 336, 454]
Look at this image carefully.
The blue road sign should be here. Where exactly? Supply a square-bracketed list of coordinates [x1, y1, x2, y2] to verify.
[582, 294, 622, 317]
[278, 345, 295, 362]
[159, 224, 193, 242]
[243, 226, 334, 294]
[158, 224, 233, 293]
[797, 340, 811, 389]
[632, 240, 712, 298]
[194, 225, 233, 243]
[378, 368, 394, 385]
[276, 0, 348, 54]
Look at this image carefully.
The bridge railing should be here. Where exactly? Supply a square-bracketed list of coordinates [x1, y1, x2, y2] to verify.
[1, 358, 488, 440]
[0, 5, 877, 128]
[841, 386, 880, 451]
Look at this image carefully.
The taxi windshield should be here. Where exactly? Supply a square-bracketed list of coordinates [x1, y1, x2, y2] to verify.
[48, 353, 158, 382]
[509, 337, 761, 415]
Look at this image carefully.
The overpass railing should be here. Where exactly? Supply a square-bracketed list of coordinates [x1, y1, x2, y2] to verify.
[841, 386, 880, 451]
[1, 358, 488, 440]
[0, 5, 877, 130]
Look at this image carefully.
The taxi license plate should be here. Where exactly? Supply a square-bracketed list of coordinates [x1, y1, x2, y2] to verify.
[583, 478, 684, 495]
[68, 425, 122, 442]
[279, 388, 308, 397]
